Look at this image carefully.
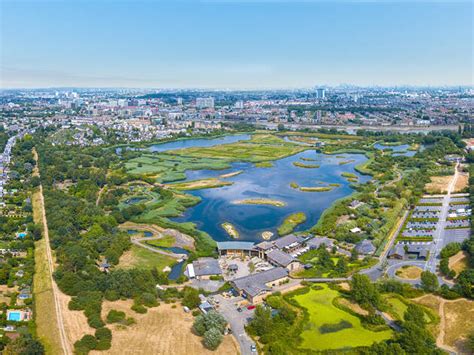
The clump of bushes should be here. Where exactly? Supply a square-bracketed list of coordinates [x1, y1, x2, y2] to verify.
[193, 310, 227, 350]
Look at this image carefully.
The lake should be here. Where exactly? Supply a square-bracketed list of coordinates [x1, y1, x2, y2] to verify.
[116, 134, 250, 154]
[172, 149, 370, 242]
[373, 143, 416, 157]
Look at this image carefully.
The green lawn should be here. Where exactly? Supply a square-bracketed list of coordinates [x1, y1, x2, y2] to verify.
[118, 245, 176, 271]
[292, 284, 393, 351]
[384, 295, 431, 323]
[277, 212, 306, 236]
[144, 235, 176, 248]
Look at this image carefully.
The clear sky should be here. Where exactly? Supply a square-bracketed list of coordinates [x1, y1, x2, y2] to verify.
[0, 0, 472, 89]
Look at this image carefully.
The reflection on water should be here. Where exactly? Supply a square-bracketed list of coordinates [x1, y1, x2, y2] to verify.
[173, 150, 370, 242]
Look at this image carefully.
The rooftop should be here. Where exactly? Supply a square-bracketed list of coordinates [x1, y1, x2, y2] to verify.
[193, 257, 222, 276]
[266, 249, 295, 267]
[217, 241, 255, 251]
[232, 267, 289, 297]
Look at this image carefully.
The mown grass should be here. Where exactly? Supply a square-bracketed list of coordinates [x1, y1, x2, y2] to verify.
[144, 235, 176, 248]
[32, 190, 63, 355]
[292, 285, 393, 351]
[118, 245, 176, 271]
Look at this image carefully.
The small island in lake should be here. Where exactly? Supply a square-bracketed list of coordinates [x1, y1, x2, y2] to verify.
[221, 222, 239, 238]
[233, 198, 286, 207]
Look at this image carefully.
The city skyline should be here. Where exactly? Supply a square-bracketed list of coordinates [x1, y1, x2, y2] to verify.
[1, 0, 473, 89]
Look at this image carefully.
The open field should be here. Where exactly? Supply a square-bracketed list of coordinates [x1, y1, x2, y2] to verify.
[454, 172, 469, 192]
[277, 212, 306, 235]
[444, 299, 474, 353]
[118, 245, 176, 271]
[449, 251, 469, 275]
[425, 175, 453, 193]
[335, 297, 369, 316]
[168, 178, 232, 191]
[32, 190, 64, 355]
[232, 198, 286, 207]
[395, 265, 423, 280]
[292, 285, 392, 351]
[92, 300, 239, 355]
[144, 235, 175, 248]
[413, 295, 474, 354]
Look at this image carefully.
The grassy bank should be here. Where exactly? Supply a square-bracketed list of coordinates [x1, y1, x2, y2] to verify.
[277, 212, 307, 235]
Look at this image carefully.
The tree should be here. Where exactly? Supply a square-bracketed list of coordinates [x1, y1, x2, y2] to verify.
[203, 327, 223, 350]
[335, 257, 348, 275]
[182, 286, 201, 309]
[420, 271, 439, 292]
[350, 274, 381, 309]
[3, 335, 45, 355]
[403, 304, 425, 328]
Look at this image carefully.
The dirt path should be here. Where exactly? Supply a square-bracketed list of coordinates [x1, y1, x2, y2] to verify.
[96, 185, 106, 206]
[413, 294, 469, 354]
[33, 148, 72, 355]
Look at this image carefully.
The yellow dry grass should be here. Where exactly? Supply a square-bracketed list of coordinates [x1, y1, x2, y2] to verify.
[449, 251, 469, 276]
[425, 176, 452, 193]
[413, 294, 474, 354]
[91, 300, 239, 355]
[58, 291, 95, 346]
[395, 265, 423, 280]
[454, 173, 469, 192]
[32, 189, 64, 355]
[337, 297, 369, 316]
[444, 299, 474, 353]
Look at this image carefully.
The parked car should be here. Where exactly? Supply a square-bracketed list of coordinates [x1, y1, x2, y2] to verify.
[247, 305, 256, 310]
[251, 344, 257, 353]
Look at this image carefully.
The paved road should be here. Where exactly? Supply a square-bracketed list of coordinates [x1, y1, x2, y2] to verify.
[360, 210, 410, 281]
[214, 294, 255, 355]
[425, 163, 459, 274]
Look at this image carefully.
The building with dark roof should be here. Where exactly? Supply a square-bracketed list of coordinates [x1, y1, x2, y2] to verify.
[266, 249, 302, 271]
[388, 244, 430, 260]
[355, 239, 376, 255]
[231, 267, 289, 303]
[186, 257, 222, 279]
[216, 241, 257, 257]
[306, 237, 335, 250]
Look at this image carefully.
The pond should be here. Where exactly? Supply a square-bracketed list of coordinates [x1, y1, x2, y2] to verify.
[373, 143, 416, 157]
[172, 150, 370, 242]
[117, 134, 251, 154]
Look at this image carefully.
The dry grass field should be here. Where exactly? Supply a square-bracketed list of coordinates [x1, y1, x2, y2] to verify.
[454, 172, 469, 192]
[444, 299, 474, 353]
[425, 176, 452, 193]
[449, 251, 469, 276]
[413, 295, 474, 354]
[395, 265, 423, 280]
[91, 300, 239, 355]
[336, 297, 369, 316]
[32, 190, 64, 355]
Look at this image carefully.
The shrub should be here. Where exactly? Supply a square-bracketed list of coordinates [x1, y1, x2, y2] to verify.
[88, 314, 105, 329]
[203, 327, 223, 350]
[106, 310, 126, 324]
[74, 335, 97, 354]
[182, 286, 201, 309]
[95, 327, 112, 350]
[131, 304, 147, 314]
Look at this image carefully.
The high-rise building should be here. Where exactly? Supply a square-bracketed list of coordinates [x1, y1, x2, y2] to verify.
[177, 97, 183, 105]
[196, 97, 215, 109]
[316, 88, 326, 99]
[234, 100, 244, 109]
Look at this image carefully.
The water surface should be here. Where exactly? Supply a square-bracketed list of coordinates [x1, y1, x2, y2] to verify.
[173, 150, 370, 242]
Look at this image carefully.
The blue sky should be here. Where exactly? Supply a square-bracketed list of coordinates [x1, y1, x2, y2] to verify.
[0, 0, 472, 88]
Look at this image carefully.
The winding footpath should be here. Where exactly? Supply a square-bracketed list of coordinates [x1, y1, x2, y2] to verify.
[33, 149, 72, 355]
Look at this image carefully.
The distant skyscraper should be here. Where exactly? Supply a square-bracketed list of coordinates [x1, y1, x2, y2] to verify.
[177, 97, 183, 105]
[234, 100, 244, 109]
[316, 88, 326, 99]
[196, 97, 215, 109]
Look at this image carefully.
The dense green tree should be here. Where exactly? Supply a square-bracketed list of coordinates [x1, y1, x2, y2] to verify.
[420, 271, 439, 292]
